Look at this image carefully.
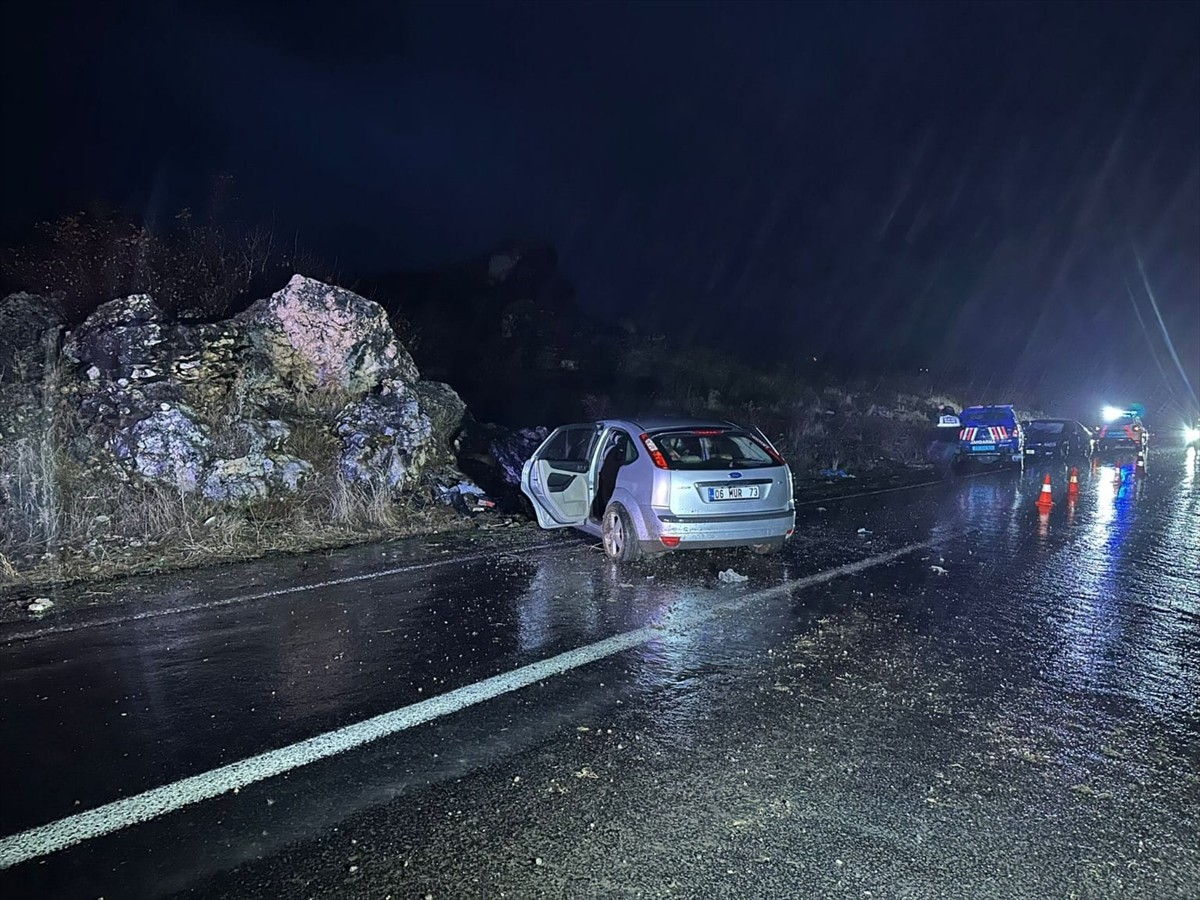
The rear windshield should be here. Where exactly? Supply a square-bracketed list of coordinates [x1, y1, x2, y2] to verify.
[1109, 416, 1140, 427]
[1027, 421, 1065, 435]
[960, 408, 1016, 427]
[653, 431, 776, 470]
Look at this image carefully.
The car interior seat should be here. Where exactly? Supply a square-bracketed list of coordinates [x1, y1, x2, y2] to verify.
[592, 433, 628, 520]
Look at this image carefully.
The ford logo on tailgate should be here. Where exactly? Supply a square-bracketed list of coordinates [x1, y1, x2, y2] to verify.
[729, 471, 743, 479]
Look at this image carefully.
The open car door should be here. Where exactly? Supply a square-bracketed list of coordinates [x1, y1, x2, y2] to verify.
[520, 424, 601, 529]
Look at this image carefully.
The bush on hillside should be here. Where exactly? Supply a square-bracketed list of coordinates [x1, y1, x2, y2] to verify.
[1, 181, 329, 324]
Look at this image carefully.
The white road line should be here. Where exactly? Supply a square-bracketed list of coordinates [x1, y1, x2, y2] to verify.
[2, 539, 576, 644]
[0, 540, 931, 869]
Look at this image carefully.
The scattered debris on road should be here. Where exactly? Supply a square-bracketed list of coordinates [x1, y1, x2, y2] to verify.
[28, 597, 54, 614]
[437, 480, 493, 514]
[718, 568, 749, 584]
[930, 565, 949, 576]
[857, 527, 873, 535]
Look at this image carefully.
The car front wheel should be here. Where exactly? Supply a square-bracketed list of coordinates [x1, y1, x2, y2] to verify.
[602, 503, 642, 563]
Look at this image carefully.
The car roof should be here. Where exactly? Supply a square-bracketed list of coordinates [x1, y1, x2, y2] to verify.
[598, 415, 745, 433]
[1029, 418, 1069, 424]
[962, 404, 1015, 412]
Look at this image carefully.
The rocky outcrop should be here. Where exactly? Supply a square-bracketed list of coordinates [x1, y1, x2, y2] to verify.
[7, 275, 467, 504]
[0, 291, 64, 383]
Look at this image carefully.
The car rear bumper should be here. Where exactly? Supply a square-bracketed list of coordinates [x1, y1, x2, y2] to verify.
[647, 508, 796, 548]
[956, 449, 1022, 463]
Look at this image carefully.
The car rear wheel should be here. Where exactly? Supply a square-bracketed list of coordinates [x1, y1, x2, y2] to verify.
[602, 503, 642, 563]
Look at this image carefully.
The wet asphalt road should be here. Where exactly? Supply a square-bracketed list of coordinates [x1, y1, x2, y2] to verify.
[2, 450, 1198, 899]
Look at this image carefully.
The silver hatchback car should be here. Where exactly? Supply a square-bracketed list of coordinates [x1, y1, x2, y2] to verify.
[520, 417, 796, 561]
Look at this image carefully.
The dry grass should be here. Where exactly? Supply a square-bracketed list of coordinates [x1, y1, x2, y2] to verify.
[289, 381, 357, 419]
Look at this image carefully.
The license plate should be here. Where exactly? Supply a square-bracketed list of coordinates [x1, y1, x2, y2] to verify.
[972, 444, 995, 452]
[708, 485, 760, 501]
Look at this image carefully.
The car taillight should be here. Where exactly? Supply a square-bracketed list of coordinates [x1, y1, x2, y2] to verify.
[640, 433, 670, 469]
[660, 535, 681, 548]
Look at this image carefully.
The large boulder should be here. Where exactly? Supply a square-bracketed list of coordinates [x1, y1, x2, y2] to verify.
[61, 295, 201, 473]
[62, 293, 244, 419]
[237, 275, 420, 400]
[335, 390, 432, 491]
[111, 405, 212, 492]
[202, 452, 313, 503]
[62, 294, 167, 382]
[201, 418, 312, 501]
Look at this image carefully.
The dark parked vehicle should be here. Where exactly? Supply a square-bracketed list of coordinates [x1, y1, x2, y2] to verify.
[955, 405, 1024, 469]
[1095, 412, 1149, 454]
[1022, 419, 1094, 460]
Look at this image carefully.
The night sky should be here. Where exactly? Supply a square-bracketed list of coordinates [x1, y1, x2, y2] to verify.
[3, 0, 1198, 414]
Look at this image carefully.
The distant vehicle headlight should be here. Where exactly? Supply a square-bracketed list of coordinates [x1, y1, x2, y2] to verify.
[1185, 426, 1200, 444]
[1102, 406, 1124, 422]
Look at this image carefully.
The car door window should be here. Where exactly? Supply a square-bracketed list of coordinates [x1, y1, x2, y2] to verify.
[601, 429, 638, 465]
[525, 425, 601, 527]
[538, 425, 600, 473]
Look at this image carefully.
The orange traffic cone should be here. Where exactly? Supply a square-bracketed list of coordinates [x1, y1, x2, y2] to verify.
[1067, 467, 1079, 498]
[1036, 473, 1054, 510]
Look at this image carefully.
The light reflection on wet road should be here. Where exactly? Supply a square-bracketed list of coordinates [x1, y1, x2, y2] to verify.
[1, 449, 1197, 898]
